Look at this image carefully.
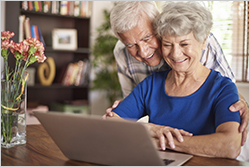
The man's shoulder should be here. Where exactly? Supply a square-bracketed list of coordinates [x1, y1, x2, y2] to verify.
[206, 32, 220, 49]
[114, 40, 126, 55]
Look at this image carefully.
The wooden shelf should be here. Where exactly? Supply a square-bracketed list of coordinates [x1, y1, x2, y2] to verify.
[20, 9, 90, 19]
[45, 47, 91, 54]
[5, 1, 91, 106]
[28, 84, 88, 89]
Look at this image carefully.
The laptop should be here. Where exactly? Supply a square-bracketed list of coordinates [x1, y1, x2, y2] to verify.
[34, 111, 192, 166]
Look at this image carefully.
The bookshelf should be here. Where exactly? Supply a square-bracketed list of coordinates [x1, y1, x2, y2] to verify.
[5, 1, 91, 109]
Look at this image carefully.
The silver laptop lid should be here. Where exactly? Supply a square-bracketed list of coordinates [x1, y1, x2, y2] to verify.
[34, 111, 165, 165]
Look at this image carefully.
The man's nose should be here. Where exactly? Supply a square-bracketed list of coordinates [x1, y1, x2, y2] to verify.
[137, 42, 149, 58]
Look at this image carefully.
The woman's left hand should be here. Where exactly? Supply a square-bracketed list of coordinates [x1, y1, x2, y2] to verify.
[145, 123, 193, 150]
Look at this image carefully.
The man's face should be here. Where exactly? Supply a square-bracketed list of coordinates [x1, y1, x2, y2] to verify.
[118, 14, 162, 67]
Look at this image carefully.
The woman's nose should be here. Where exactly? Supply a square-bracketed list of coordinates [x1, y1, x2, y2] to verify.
[171, 45, 182, 58]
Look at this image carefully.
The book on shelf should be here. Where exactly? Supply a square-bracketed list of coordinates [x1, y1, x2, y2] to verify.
[19, 15, 46, 47]
[19, 15, 25, 42]
[22, 1, 28, 10]
[37, 27, 46, 47]
[33, 1, 39, 12]
[24, 17, 32, 39]
[31, 25, 39, 40]
[22, 1, 92, 17]
[43, 1, 52, 13]
[60, 1, 67, 15]
[60, 60, 90, 86]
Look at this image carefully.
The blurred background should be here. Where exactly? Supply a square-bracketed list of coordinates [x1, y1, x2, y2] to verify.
[1, 1, 249, 118]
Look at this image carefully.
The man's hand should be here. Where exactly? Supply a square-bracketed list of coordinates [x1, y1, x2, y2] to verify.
[102, 99, 123, 119]
[229, 98, 249, 146]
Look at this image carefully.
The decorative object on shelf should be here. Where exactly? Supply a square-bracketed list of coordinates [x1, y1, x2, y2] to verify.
[38, 57, 56, 86]
[1, 31, 46, 148]
[52, 28, 77, 51]
[92, 6, 122, 104]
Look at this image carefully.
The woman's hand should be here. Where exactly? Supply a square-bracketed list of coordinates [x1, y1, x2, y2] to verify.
[103, 99, 123, 119]
[145, 123, 193, 150]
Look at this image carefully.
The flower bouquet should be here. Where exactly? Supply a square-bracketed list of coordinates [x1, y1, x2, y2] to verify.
[1, 31, 46, 148]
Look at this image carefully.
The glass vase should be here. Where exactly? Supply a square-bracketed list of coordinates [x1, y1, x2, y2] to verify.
[1, 81, 27, 148]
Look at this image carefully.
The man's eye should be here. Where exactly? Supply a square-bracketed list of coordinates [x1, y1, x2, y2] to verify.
[143, 37, 150, 42]
[126, 44, 134, 48]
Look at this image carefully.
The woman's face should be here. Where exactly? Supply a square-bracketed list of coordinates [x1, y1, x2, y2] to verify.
[161, 32, 206, 73]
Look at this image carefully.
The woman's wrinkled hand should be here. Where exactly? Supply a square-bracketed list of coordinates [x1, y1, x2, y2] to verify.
[145, 123, 193, 150]
[102, 99, 123, 119]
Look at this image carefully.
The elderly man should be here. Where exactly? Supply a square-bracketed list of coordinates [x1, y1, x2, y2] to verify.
[105, 1, 248, 147]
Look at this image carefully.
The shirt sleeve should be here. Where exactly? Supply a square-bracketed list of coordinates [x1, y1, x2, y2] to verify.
[201, 33, 236, 82]
[114, 40, 135, 98]
[213, 78, 241, 128]
[113, 76, 148, 119]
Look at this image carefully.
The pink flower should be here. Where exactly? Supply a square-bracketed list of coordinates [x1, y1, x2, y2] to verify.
[23, 38, 46, 62]
[1, 40, 14, 50]
[10, 41, 29, 57]
[1, 31, 15, 41]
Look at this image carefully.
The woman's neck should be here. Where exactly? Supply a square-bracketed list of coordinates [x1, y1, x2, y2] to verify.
[165, 64, 211, 97]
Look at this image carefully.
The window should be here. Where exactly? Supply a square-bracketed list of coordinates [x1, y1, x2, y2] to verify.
[156, 1, 249, 82]
[206, 1, 249, 82]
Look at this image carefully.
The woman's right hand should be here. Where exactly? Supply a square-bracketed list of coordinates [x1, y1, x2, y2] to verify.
[145, 123, 193, 150]
[103, 99, 123, 119]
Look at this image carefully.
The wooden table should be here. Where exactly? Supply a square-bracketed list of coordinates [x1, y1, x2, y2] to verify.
[1, 125, 249, 166]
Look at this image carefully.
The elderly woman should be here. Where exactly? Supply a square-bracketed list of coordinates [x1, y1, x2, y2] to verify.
[108, 2, 241, 159]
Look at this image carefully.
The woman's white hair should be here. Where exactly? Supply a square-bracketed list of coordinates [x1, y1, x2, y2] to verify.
[110, 1, 160, 40]
[154, 1, 213, 43]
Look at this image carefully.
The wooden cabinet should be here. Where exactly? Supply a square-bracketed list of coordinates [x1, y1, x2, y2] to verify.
[5, 2, 91, 107]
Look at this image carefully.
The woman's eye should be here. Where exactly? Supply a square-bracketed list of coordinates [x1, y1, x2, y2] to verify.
[181, 44, 188, 47]
[163, 44, 171, 47]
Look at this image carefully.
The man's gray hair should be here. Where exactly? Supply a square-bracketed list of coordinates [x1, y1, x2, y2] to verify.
[110, 1, 160, 40]
[154, 1, 213, 43]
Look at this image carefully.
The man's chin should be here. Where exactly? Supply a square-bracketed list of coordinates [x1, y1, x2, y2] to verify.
[145, 60, 162, 67]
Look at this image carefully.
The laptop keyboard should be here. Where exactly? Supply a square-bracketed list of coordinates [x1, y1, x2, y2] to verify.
[163, 159, 175, 165]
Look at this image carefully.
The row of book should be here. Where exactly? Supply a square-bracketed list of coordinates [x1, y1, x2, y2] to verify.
[58, 60, 90, 86]
[21, 1, 92, 17]
[19, 15, 46, 47]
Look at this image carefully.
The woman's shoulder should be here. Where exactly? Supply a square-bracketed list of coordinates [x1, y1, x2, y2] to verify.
[209, 69, 237, 90]
[210, 69, 234, 83]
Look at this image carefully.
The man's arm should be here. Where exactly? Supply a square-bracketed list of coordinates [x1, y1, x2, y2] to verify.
[230, 93, 249, 146]
[203, 33, 249, 145]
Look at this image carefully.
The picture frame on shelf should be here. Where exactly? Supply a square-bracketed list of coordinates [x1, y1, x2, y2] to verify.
[52, 28, 77, 51]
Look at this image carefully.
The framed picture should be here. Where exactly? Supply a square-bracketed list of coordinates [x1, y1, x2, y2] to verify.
[52, 28, 77, 50]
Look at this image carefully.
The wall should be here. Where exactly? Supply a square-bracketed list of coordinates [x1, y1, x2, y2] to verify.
[1, 1, 5, 78]
[89, 1, 115, 116]
[1, 1, 5, 31]
[236, 82, 249, 104]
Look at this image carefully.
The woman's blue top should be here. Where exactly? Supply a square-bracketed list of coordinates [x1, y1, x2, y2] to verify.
[113, 69, 240, 135]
